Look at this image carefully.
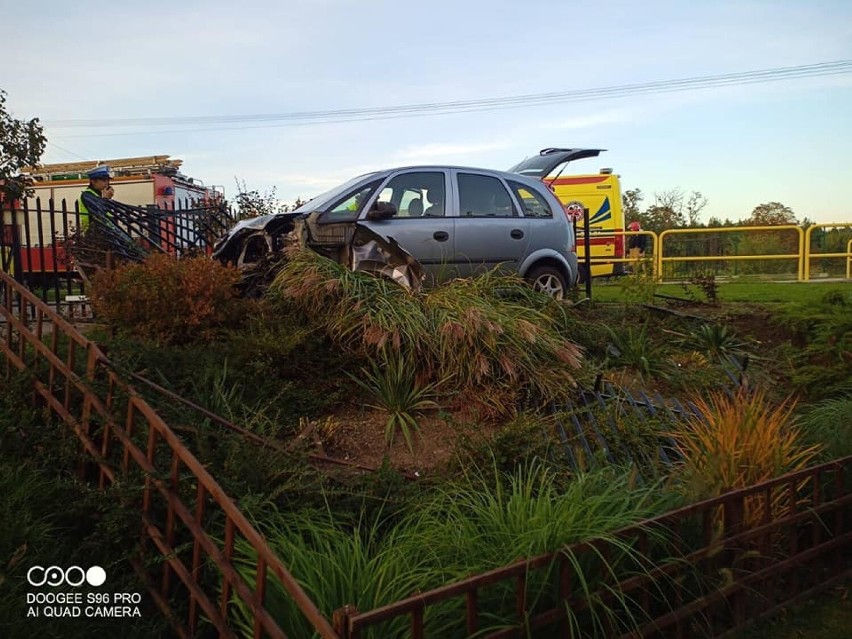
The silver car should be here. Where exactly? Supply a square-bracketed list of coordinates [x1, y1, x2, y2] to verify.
[215, 162, 580, 298]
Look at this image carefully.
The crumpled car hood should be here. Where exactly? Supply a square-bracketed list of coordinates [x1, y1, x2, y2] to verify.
[212, 211, 423, 292]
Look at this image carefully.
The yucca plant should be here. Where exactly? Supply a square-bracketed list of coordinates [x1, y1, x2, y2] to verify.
[678, 323, 750, 361]
[347, 353, 442, 450]
[605, 324, 668, 380]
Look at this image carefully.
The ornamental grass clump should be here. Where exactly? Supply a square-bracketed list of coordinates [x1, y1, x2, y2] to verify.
[673, 387, 819, 499]
[673, 387, 822, 544]
[269, 249, 583, 413]
[224, 462, 676, 638]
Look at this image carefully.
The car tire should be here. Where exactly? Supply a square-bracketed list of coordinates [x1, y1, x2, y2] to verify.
[527, 265, 568, 300]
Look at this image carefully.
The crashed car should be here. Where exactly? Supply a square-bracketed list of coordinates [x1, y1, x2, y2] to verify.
[213, 160, 581, 298]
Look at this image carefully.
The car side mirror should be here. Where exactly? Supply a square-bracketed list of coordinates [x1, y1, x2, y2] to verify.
[366, 201, 396, 221]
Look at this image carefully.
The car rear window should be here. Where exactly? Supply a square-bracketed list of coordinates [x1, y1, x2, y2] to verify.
[507, 180, 554, 218]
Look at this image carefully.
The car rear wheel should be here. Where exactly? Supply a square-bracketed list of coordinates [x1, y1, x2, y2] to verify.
[527, 265, 568, 300]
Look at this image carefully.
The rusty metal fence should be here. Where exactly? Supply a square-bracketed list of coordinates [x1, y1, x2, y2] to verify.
[0, 268, 337, 638]
[333, 457, 851, 638]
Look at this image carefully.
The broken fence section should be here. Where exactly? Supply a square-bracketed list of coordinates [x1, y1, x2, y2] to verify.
[552, 354, 747, 475]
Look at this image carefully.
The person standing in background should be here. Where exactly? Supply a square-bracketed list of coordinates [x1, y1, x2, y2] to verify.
[77, 165, 114, 232]
[627, 220, 647, 257]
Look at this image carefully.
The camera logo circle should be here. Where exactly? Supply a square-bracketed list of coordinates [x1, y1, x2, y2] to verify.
[27, 565, 107, 587]
[86, 566, 107, 586]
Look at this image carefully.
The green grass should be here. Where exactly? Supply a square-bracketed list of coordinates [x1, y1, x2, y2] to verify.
[590, 280, 851, 304]
[226, 462, 678, 638]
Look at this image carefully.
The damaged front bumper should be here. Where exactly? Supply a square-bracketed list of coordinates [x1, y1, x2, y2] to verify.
[212, 212, 424, 293]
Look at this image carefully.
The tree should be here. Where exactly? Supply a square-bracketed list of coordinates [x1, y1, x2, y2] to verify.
[748, 202, 798, 226]
[622, 188, 643, 222]
[740, 201, 800, 274]
[654, 187, 685, 214]
[233, 178, 303, 218]
[0, 89, 46, 202]
[685, 191, 709, 227]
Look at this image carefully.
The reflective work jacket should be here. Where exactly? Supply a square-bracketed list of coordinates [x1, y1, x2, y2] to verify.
[77, 187, 101, 232]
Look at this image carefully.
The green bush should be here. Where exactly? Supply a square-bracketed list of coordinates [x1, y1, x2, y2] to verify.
[455, 410, 560, 473]
[776, 297, 852, 399]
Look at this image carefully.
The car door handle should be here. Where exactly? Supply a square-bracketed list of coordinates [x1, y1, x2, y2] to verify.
[433, 231, 449, 242]
[510, 229, 524, 239]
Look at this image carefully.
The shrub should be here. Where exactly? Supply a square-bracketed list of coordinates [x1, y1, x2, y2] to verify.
[89, 254, 245, 344]
[604, 323, 670, 380]
[618, 265, 657, 303]
[681, 271, 720, 305]
[456, 410, 559, 473]
[777, 297, 852, 399]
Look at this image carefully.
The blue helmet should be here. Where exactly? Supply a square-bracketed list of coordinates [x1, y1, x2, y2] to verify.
[87, 165, 111, 179]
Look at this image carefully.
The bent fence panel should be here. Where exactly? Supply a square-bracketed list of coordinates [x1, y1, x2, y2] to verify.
[0, 269, 338, 639]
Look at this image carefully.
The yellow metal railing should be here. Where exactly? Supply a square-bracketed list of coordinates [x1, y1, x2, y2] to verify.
[803, 222, 852, 281]
[658, 225, 805, 281]
[847, 239, 852, 280]
[579, 224, 852, 282]
[581, 230, 659, 277]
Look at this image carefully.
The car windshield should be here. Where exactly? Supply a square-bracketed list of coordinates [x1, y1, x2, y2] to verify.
[292, 173, 380, 214]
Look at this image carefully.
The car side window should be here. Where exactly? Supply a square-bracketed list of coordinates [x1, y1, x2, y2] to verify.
[458, 173, 517, 217]
[376, 171, 446, 218]
[324, 180, 381, 222]
[507, 180, 554, 218]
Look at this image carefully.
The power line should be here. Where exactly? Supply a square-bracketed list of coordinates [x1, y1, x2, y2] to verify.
[46, 140, 92, 161]
[50, 60, 852, 137]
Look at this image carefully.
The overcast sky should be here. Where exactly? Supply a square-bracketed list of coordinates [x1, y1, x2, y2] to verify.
[5, 0, 852, 222]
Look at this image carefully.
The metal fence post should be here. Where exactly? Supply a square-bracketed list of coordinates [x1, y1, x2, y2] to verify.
[332, 605, 355, 639]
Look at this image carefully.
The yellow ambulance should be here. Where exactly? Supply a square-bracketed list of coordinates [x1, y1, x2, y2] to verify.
[509, 148, 626, 279]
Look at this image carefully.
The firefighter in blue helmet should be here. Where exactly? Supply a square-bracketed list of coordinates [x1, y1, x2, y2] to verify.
[77, 165, 114, 231]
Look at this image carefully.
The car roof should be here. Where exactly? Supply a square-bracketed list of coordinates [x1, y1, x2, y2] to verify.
[366, 165, 547, 185]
